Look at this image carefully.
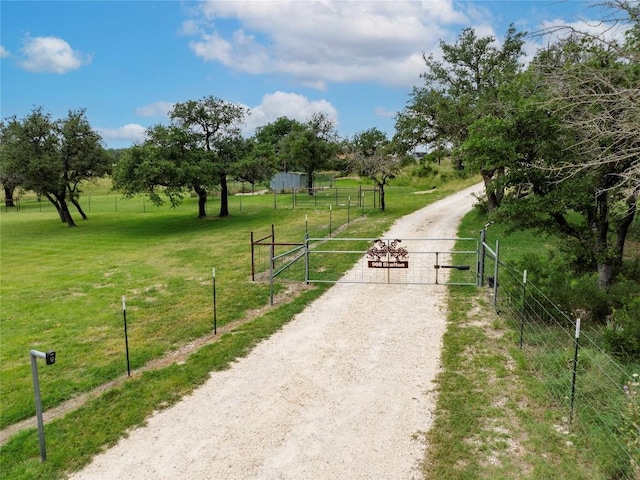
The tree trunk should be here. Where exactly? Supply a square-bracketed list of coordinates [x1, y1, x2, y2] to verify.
[219, 173, 229, 217]
[481, 171, 498, 212]
[4, 185, 15, 207]
[596, 262, 615, 291]
[194, 186, 207, 218]
[481, 169, 505, 213]
[592, 192, 638, 290]
[307, 173, 314, 195]
[70, 197, 88, 220]
[592, 190, 611, 289]
[44, 192, 66, 223]
[614, 193, 638, 268]
[52, 192, 76, 227]
[379, 183, 386, 211]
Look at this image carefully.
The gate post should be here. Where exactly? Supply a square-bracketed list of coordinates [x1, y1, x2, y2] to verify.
[251, 231, 255, 282]
[305, 233, 310, 284]
[269, 242, 275, 306]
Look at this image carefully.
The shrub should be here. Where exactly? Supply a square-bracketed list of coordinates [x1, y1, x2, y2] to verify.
[412, 162, 437, 178]
[603, 298, 640, 360]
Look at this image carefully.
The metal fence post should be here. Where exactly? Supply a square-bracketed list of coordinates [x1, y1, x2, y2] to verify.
[478, 229, 486, 286]
[212, 268, 217, 335]
[492, 240, 499, 309]
[122, 296, 131, 377]
[520, 270, 527, 349]
[570, 318, 582, 426]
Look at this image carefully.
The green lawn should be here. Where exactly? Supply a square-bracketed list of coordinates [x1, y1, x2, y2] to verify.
[1, 169, 478, 478]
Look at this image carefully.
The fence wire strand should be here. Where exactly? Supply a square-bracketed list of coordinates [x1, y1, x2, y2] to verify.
[484, 247, 640, 479]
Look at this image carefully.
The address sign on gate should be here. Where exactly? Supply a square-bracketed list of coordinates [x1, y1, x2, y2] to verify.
[367, 239, 409, 268]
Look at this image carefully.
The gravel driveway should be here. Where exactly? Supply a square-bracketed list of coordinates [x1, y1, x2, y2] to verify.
[68, 183, 483, 480]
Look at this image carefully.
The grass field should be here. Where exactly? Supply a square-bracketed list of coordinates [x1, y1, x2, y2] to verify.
[422, 209, 640, 479]
[0, 168, 478, 478]
[6, 169, 634, 479]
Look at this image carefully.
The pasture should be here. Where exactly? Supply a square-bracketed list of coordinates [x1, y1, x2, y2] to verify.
[0, 169, 476, 478]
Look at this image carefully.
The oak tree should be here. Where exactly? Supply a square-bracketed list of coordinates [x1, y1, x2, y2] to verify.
[0, 107, 109, 227]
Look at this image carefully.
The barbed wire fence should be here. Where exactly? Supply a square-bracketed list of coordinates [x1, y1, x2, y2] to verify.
[481, 232, 640, 479]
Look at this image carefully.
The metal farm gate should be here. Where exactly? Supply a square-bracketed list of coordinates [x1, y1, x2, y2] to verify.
[304, 237, 479, 286]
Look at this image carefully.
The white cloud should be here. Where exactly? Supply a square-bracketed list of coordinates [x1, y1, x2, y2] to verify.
[375, 106, 396, 119]
[242, 91, 338, 136]
[0, 45, 10, 58]
[98, 124, 147, 144]
[184, 0, 472, 88]
[135, 101, 174, 117]
[179, 19, 203, 36]
[18, 36, 91, 73]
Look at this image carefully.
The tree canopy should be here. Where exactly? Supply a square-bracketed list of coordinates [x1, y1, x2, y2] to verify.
[349, 128, 398, 211]
[398, 2, 638, 291]
[278, 113, 340, 193]
[463, 2, 638, 291]
[395, 25, 527, 211]
[0, 107, 109, 227]
[113, 96, 248, 218]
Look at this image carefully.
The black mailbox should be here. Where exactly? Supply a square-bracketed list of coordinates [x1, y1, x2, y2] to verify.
[45, 351, 56, 365]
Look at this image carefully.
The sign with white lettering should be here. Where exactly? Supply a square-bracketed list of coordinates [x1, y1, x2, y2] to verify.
[366, 239, 409, 269]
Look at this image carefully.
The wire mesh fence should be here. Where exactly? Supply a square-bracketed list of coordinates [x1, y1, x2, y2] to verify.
[3, 185, 379, 215]
[482, 238, 640, 479]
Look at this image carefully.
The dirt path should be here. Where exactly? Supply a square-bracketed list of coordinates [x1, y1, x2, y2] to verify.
[67, 183, 483, 480]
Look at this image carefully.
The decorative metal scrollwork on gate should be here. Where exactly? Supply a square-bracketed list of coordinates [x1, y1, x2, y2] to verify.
[367, 239, 409, 268]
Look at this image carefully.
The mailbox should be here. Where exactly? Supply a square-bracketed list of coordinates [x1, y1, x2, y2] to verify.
[45, 351, 56, 365]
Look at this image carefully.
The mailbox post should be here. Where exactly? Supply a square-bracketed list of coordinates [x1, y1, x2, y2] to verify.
[30, 349, 56, 462]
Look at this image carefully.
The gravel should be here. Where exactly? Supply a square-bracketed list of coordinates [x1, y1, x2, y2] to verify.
[68, 183, 483, 480]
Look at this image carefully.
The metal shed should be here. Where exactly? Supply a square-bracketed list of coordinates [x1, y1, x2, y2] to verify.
[270, 172, 308, 192]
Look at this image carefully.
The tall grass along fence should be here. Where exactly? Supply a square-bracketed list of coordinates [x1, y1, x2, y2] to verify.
[479, 230, 640, 479]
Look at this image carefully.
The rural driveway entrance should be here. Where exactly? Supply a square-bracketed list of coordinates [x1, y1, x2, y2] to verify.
[68, 183, 483, 480]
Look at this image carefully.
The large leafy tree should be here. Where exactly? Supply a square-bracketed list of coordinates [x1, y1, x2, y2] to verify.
[465, 1, 639, 291]
[114, 96, 248, 218]
[113, 124, 209, 215]
[253, 117, 304, 173]
[170, 96, 248, 218]
[0, 123, 24, 208]
[395, 26, 527, 211]
[349, 127, 398, 211]
[511, 4, 638, 291]
[281, 112, 339, 193]
[0, 107, 109, 227]
[231, 138, 277, 191]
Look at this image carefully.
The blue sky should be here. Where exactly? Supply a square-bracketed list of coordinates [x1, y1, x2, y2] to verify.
[1, 1, 600, 149]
